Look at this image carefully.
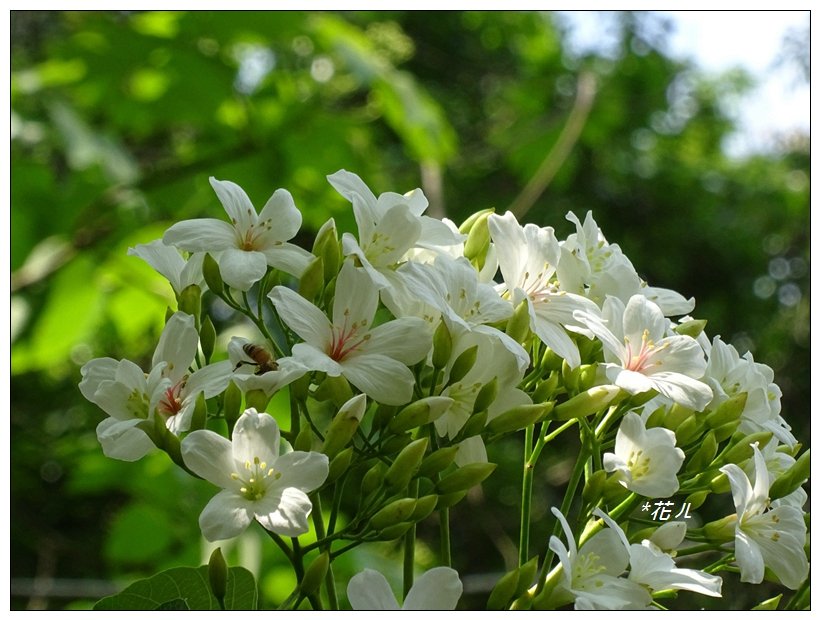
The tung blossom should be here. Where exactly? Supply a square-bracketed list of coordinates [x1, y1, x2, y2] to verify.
[269, 260, 431, 405]
[163, 177, 312, 291]
[574, 294, 713, 410]
[181, 408, 329, 541]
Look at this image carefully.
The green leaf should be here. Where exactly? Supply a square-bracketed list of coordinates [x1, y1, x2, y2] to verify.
[94, 565, 257, 610]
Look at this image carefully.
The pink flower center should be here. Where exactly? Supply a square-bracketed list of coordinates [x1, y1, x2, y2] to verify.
[158, 377, 188, 415]
[624, 330, 658, 372]
[327, 315, 370, 361]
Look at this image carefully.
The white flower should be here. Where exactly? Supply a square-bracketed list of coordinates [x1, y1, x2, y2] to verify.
[347, 567, 462, 610]
[702, 335, 794, 446]
[327, 169, 461, 290]
[603, 412, 684, 498]
[720, 443, 808, 589]
[181, 408, 329, 541]
[549, 507, 651, 610]
[79, 312, 231, 459]
[127, 239, 205, 295]
[163, 177, 312, 291]
[269, 260, 431, 405]
[488, 211, 601, 368]
[574, 295, 712, 410]
[227, 337, 308, 396]
[558, 211, 694, 316]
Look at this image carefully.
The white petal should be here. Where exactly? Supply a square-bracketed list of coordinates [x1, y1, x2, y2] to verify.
[347, 569, 401, 611]
[232, 410, 280, 469]
[530, 312, 582, 368]
[364, 204, 421, 265]
[454, 436, 488, 466]
[274, 450, 329, 493]
[488, 212, 527, 292]
[198, 489, 254, 541]
[96, 417, 155, 461]
[270, 286, 332, 348]
[219, 248, 268, 291]
[162, 219, 237, 252]
[79, 357, 119, 402]
[646, 372, 712, 411]
[365, 317, 432, 365]
[403, 567, 463, 610]
[342, 354, 415, 405]
[181, 429, 238, 489]
[128, 240, 186, 292]
[327, 169, 379, 241]
[257, 187, 301, 240]
[255, 486, 313, 536]
[152, 312, 198, 379]
[260, 242, 312, 278]
[333, 261, 378, 328]
[210, 177, 257, 232]
[622, 295, 666, 344]
[290, 343, 341, 375]
[185, 360, 234, 398]
[735, 529, 765, 584]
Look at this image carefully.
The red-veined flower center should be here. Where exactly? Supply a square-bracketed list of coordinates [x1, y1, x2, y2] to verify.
[327, 316, 370, 361]
[158, 376, 188, 415]
[624, 330, 657, 372]
[237, 218, 273, 251]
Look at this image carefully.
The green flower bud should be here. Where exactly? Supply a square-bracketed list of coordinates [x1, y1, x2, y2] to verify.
[436, 462, 497, 494]
[190, 392, 207, 432]
[751, 594, 782, 611]
[432, 320, 453, 370]
[327, 447, 353, 484]
[515, 556, 539, 598]
[709, 472, 730, 494]
[487, 567, 519, 610]
[577, 364, 598, 392]
[561, 360, 581, 393]
[385, 438, 429, 490]
[312, 218, 341, 282]
[436, 490, 467, 509]
[294, 424, 314, 452]
[371, 498, 417, 530]
[418, 446, 460, 479]
[300, 552, 329, 596]
[703, 514, 736, 542]
[322, 394, 367, 458]
[487, 403, 553, 435]
[626, 389, 659, 407]
[721, 432, 774, 465]
[382, 433, 413, 455]
[663, 403, 695, 431]
[463, 212, 491, 270]
[200, 315, 216, 364]
[298, 255, 324, 302]
[410, 495, 438, 522]
[685, 431, 718, 473]
[769, 448, 810, 500]
[448, 345, 478, 385]
[459, 409, 488, 439]
[712, 419, 741, 443]
[178, 283, 202, 325]
[208, 547, 228, 609]
[553, 385, 621, 421]
[361, 462, 386, 496]
[505, 299, 531, 344]
[685, 489, 710, 510]
[532, 372, 560, 403]
[376, 522, 414, 541]
[458, 207, 494, 234]
[245, 389, 270, 413]
[223, 381, 242, 435]
[472, 378, 499, 414]
[202, 253, 224, 294]
[672, 415, 700, 445]
[540, 347, 564, 371]
[313, 374, 355, 407]
[705, 393, 747, 428]
[289, 373, 311, 402]
[673, 319, 707, 339]
[389, 397, 452, 434]
[644, 405, 667, 428]
[582, 469, 608, 505]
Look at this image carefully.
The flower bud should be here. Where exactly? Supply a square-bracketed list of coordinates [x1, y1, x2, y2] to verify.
[487, 567, 519, 611]
[322, 393, 367, 458]
[644, 405, 667, 428]
[312, 218, 341, 282]
[721, 432, 774, 465]
[432, 320, 453, 370]
[505, 299, 531, 344]
[199, 315, 216, 364]
[487, 403, 553, 435]
[382, 433, 413, 455]
[245, 389, 270, 413]
[436, 490, 467, 509]
[705, 393, 747, 428]
[577, 364, 598, 392]
[672, 415, 701, 445]
[663, 403, 695, 430]
[222, 381, 242, 435]
[327, 447, 353, 483]
[375, 522, 414, 541]
[448, 345, 478, 385]
[540, 347, 564, 371]
[561, 360, 581, 393]
[712, 419, 741, 443]
[436, 462, 497, 494]
[769, 448, 810, 500]
[371, 498, 417, 530]
[581, 469, 608, 505]
[314, 374, 354, 407]
[208, 547, 228, 608]
[202, 253, 224, 294]
[685, 431, 717, 473]
[410, 495, 438, 522]
[552, 385, 621, 421]
[709, 472, 730, 494]
[300, 552, 329, 596]
[298, 255, 324, 302]
[418, 446, 459, 479]
[385, 438, 429, 490]
[532, 372, 560, 403]
[458, 207, 494, 234]
[190, 392, 207, 432]
[294, 424, 314, 452]
[178, 283, 202, 326]
[463, 212, 491, 270]
[703, 514, 736, 542]
[673, 319, 707, 339]
[389, 397, 453, 434]
[751, 595, 783, 611]
[361, 462, 386, 496]
[459, 409, 487, 439]
[685, 489, 710, 510]
[472, 378, 498, 414]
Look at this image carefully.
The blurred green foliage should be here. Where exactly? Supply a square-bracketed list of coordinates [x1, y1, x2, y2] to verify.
[11, 10, 808, 610]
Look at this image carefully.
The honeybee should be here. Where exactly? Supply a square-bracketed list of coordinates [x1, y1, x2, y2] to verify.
[235, 343, 279, 375]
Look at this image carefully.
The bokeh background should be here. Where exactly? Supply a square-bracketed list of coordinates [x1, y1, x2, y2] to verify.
[10, 11, 809, 610]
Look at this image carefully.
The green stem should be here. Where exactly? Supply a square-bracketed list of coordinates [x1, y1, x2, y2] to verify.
[311, 494, 338, 610]
[785, 577, 810, 610]
[519, 424, 535, 567]
[403, 479, 420, 597]
[440, 507, 452, 567]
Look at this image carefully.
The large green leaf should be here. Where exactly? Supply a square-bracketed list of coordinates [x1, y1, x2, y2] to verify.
[93, 565, 257, 610]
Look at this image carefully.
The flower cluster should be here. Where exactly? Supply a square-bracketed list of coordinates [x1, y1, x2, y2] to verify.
[80, 171, 809, 610]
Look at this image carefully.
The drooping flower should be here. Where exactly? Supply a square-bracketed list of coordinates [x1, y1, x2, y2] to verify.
[181, 408, 329, 541]
[574, 294, 713, 410]
[269, 260, 431, 405]
[127, 239, 205, 295]
[163, 177, 312, 291]
[720, 443, 808, 589]
[347, 567, 463, 610]
[488, 211, 601, 368]
[603, 412, 685, 498]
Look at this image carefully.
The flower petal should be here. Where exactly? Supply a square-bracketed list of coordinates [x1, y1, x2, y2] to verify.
[260, 242, 312, 278]
[185, 360, 234, 398]
[274, 450, 329, 493]
[162, 219, 237, 252]
[333, 260, 378, 328]
[258, 187, 301, 241]
[96, 417, 155, 461]
[232, 409, 280, 469]
[342, 354, 415, 405]
[219, 248, 268, 291]
[403, 567, 463, 610]
[152, 312, 198, 378]
[210, 177, 257, 232]
[269, 286, 332, 348]
[181, 429, 237, 488]
[255, 486, 313, 536]
[364, 317, 431, 365]
[198, 489, 254, 541]
[347, 569, 400, 611]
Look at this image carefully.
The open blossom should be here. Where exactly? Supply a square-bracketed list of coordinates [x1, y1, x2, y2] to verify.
[488, 211, 601, 368]
[181, 408, 329, 541]
[269, 260, 431, 405]
[720, 443, 808, 589]
[127, 239, 205, 296]
[163, 177, 312, 291]
[347, 567, 462, 610]
[603, 412, 684, 498]
[574, 294, 712, 410]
